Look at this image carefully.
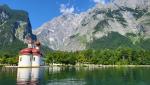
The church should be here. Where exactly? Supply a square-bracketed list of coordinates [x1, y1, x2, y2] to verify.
[18, 38, 43, 67]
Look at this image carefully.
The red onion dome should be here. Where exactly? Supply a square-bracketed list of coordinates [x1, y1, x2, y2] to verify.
[19, 48, 32, 55]
[32, 48, 42, 56]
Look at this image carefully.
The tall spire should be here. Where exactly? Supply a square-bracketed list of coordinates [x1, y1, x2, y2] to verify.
[34, 41, 41, 50]
[25, 36, 34, 48]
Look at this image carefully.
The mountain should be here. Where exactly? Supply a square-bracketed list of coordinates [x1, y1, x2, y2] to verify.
[0, 5, 36, 56]
[34, 13, 86, 50]
[34, 0, 150, 51]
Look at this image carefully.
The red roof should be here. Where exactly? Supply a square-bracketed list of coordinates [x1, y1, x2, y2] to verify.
[32, 48, 42, 56]
[20, 48, 32, 55]
[19, 48, 42, 56]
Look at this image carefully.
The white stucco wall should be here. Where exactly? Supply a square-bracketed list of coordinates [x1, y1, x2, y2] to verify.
[32, 55, 42, 67]
[18, 55, 32, 67]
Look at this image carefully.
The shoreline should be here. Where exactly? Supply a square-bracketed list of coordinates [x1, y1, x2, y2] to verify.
[4, 64, 150, 68]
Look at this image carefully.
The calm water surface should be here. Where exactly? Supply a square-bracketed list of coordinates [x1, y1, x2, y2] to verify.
[0, 67, 150, 85]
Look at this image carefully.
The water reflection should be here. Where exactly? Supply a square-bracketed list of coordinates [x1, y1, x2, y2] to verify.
[48, 66, 61, 73]
[45, 67, 150, 85]
[17, 68, 31, 85]
[46, 67, 86, 85]
[7, 67, 150, 85]
[17, 68, 44, 85]
[31, 68, 41, 84]
[47, 78, 86, 85]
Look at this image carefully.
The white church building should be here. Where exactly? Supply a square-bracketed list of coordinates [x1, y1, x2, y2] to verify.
[18, 38, 43, 67]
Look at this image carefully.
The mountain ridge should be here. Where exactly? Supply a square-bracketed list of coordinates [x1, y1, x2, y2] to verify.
[0, 5, 36, 56]
[34, 0, 150, 51]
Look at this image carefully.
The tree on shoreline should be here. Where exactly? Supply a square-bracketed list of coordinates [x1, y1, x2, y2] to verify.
[0, 48, 150, 65]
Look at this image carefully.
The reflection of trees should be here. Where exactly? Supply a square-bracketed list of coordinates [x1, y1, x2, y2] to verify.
[1, 67, 150, 85]
[43, 67, 150, 85]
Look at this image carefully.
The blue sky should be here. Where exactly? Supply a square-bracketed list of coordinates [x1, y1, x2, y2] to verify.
[0, 0, 110, 29]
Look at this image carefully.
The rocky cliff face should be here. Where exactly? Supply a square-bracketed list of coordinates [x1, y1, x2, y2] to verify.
[0, 5, 36, 51]
[34, 0, 150, 51]
[34, 13, 85, 50]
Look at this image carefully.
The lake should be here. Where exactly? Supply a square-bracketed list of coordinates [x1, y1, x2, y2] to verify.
[0, 66, 150, 85]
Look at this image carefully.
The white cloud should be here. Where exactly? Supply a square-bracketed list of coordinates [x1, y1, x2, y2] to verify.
[93, 0, 101, 3]
[93, 0, 105, 4]
[60, 4, 74, 14]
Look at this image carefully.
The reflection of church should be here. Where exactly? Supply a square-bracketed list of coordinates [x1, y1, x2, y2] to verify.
[17, 37, 44, 84]
[17, 68, 43, 85]
[18, 37, 44, 67]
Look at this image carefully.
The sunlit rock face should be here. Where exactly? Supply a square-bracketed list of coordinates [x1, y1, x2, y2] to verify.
[0, 5, 36, 41]
[34, 0, 150, 51]
[113, 0, 150, 9]
[0, 5, 36, 51]
[34, 13, 86, 51]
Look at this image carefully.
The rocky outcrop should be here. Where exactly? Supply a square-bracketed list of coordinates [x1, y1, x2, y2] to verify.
[0, 5, 36, 51]
[34, 0, 150, 51]
[34, 13, 85, 50]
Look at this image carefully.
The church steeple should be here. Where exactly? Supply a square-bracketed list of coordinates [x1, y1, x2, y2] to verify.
[26, 36, 34, 48]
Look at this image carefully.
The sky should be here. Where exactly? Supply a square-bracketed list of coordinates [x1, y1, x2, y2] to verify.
[0, 0, 111, 29]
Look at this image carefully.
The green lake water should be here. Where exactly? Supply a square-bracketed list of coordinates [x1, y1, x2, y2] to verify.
[0, 67, 150, 85]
